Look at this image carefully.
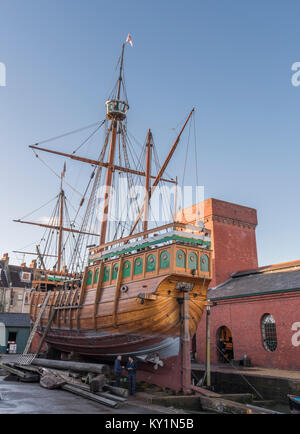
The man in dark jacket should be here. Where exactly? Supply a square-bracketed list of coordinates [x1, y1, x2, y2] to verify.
[114, 355, 123, 387]
[126, 356, 138, 396]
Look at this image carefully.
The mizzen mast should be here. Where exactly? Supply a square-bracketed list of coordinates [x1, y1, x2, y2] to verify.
[57, 164, 66, 272]
[129, 108, 195, 236]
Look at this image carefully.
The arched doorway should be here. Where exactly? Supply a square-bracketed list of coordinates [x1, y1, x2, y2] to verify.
[217, 326, 234, 363]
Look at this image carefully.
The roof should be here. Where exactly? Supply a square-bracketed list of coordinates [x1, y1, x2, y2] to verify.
[0, 261, 33, 288]
[209, 261, 300, 300]
[0, 313, 30, 327]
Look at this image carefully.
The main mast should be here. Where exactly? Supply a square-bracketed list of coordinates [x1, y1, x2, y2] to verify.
[100, 43, 129, 245]
[20, 37, 194, 271]
[143, 129, 152, 235]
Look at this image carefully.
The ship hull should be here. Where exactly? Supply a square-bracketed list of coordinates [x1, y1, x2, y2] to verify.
[30, 242, 212, 361]
[37, 328, 180, 359]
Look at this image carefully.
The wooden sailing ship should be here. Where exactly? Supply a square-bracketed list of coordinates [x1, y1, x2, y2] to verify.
[15, 39, 212, 361]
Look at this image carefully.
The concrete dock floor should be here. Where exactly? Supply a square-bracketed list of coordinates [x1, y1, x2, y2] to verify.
[0, 355, 211, 414]
[0, 377, 208, 414]
[0, 377, 156, 414]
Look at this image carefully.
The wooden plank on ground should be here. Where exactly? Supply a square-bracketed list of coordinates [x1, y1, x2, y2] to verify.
[104, 384, 128, 397]
[62, 383, 119, 408]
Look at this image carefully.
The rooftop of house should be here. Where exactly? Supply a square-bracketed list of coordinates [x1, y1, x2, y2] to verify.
[0, 255, 34, 289]
[0, 313, 30, 327]
[209, 260, 300, 300]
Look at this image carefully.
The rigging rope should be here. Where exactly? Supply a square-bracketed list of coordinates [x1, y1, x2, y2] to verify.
[71, 119, 106, 155]
[34, 121, 103, 146]
[31, 150, 83, 197]
[18, 194, 58, 221]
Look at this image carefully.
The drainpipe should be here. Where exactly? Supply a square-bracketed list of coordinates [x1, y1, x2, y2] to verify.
[21, 286, 26, 313]
[0, 287, 4, 312]
[8, 283, 12, 313]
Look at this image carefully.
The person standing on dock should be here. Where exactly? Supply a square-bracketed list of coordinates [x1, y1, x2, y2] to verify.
[126, 356, 138, 396]
[114, 355, 124, 387]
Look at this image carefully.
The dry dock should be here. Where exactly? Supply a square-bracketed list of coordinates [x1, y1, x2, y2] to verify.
[192, 362, 300, 411]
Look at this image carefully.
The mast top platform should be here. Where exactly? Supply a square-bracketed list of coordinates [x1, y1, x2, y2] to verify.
[105, 99, 129, 121]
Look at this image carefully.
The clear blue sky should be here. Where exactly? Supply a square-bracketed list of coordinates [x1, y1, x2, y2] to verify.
[0, 0, 299, 267]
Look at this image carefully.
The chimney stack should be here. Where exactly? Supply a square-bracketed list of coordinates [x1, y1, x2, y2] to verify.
[1, 253, 9, 267]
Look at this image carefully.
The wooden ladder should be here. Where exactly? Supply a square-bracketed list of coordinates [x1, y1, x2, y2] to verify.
[23, 291, 51, 355]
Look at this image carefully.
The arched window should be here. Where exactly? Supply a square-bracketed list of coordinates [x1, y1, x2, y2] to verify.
[188, 252, 197, 270]
[103, 266, 110, 282]
[176, 250, 186, 268]
[146, 254, 156, 272]
[134, 258, 143, 275]
[160, 251, 170, 269]
[112, 264, 119, 280]
[200, 254, 209, 272]
[87, 270, 93, 286]
[123, 261, 131, 278]
[94, 268, 99, 284]
[261, 314, 277, 352]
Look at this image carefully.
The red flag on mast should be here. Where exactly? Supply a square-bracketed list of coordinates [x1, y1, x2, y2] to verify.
[126, 34, 133, 47]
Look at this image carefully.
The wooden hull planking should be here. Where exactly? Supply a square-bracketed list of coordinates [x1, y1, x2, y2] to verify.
[30, 242, 211, 358]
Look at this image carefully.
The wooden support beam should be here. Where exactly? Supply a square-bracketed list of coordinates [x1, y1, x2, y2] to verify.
[104, 384, 128, 397]
[70, 289, 79, 329]
[93, 263, 105, 329]
[112, 258, 124, 328]
[29, 145, 175, 184]
[31, 358, 110, 375]
[13, 250, 57, 258]
[62, 384, 119, 408]
[77, 269, 88, 329]
[63, 289, 73, 324]
[13, 219, 100, 237]
[181, 289, 192, 394]
[1, 363, 27, 378]
[36, 308, 57, 355]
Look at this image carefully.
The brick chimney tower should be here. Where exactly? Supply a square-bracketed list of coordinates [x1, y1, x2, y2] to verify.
[178, 198, 258, 287]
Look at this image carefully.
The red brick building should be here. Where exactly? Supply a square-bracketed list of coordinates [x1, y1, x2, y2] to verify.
[180, 198, 300, 371]
[196, 261, 300, 370]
